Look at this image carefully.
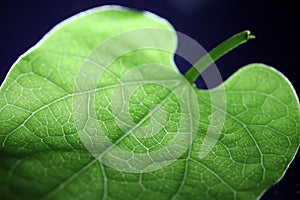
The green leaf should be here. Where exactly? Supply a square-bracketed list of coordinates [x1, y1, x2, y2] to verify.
[0, 6, 299, 200]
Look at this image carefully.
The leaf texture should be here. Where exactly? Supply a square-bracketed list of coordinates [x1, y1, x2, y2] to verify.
[0, 6, 299, 200]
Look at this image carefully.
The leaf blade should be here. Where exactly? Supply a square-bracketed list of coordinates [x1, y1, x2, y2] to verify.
[0, 6, 299, 200]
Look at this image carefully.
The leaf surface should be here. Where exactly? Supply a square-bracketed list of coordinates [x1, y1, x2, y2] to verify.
[0, 6, 299, 200]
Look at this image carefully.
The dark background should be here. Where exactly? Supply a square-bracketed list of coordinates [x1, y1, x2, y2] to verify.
[0, 0, 299, 199]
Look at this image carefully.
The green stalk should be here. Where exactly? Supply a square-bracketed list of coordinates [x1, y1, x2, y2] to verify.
[184, 30, 255, 83]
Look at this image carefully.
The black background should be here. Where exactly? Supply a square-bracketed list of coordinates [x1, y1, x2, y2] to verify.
[0, 0, 299, 199]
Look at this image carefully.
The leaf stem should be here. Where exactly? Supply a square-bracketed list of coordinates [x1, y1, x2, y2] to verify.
[184, 30, 255, 83]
